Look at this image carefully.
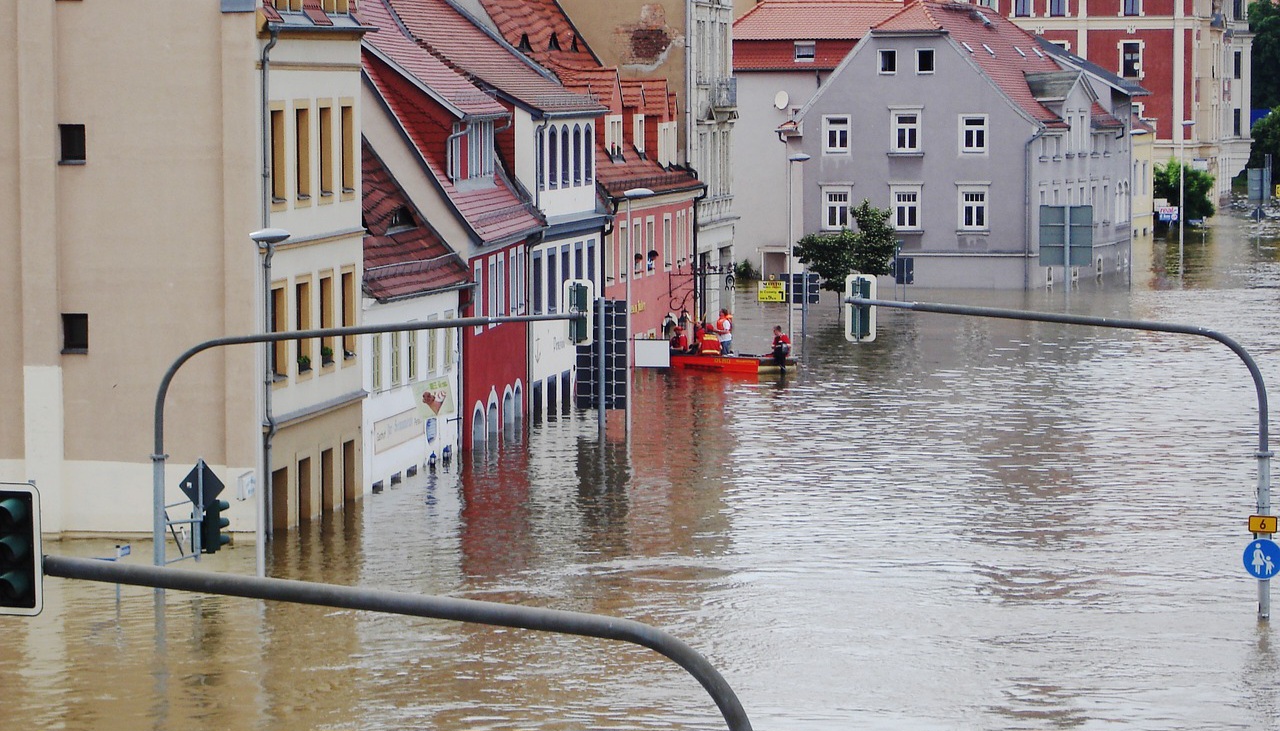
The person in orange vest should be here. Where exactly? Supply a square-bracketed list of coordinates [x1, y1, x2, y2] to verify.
[699, 321, 721, 355]
[715, 308, 734, 355]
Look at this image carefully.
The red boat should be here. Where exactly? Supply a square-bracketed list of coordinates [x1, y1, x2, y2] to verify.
[669, 352, 797, 375]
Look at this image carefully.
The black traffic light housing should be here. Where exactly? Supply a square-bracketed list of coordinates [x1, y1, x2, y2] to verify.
[563, 279, 595, 345]
[201, 499, 231, 554]
[0, 484, 43, 616]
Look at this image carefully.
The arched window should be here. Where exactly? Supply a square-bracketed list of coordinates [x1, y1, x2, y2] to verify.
[572, 125, 582, 185]
[471, 405, 486, 450]
[561, 127, 571, 187]
[537, 127, 546, 190]
[548, 127, 559, 189]
[584, 123, 594, 182]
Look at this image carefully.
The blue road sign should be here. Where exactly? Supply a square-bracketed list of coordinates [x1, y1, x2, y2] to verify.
[1243, 539, 1280, 580]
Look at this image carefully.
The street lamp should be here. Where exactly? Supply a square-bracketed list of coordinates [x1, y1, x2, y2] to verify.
[1178, 119, 1195, 278]
[621, 188, 652, 431]
[249, 227, 290, 578]
[786, 152, 810, 344]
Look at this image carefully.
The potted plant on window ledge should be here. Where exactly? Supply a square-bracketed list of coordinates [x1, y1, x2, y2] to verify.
[321, 345, 334, 367]
[297, 354, 312, 373]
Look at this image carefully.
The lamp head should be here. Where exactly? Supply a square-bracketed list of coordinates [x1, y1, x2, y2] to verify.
[249, 228, 291, 246]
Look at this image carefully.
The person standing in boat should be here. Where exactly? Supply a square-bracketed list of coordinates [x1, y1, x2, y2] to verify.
[770, 325, 792, 373]
[715, 309, 733, 355]
[699, 322, 721, 355]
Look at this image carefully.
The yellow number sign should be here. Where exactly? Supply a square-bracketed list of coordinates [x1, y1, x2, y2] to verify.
[1249, 515, 1277, 534]
[758, 280, 785, 303]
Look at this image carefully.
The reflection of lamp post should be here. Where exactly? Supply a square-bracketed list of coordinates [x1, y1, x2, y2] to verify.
[786, 153, 810, 343]
[250, 227, 290, 578]
[1178, 119, 1195, 278]
[1129, 127, 1148, 288]
[621, 187, 652, 431]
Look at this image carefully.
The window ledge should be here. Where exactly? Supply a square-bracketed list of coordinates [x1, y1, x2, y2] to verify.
[888, 151, 924, 157]
[61, 348, 88, 355]
[956, 229, 990, 235]
[58, 159, 87, 166]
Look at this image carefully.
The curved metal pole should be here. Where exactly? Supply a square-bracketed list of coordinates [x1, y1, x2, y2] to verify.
[45, 555, 752, 731]
[152, 314, 583, 569]
[849, 297, 1273, 619]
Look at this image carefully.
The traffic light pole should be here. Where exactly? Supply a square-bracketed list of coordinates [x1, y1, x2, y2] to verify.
[152, 313, 585, 572]
[848, 295, 1273, 620]
[42, 554, 752, 731]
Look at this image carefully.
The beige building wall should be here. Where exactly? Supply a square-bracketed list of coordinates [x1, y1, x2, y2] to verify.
[1, 2, 367, 536]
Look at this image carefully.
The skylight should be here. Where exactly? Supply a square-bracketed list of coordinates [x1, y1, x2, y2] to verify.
[982, 43, 996, 56]
[1015, 46, 1027, 57]
[961, 41, 975, 53]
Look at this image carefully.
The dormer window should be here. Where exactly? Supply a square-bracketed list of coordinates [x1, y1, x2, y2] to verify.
[388, 206, 414, 231]
[633, 114, 646, 156]
[518, 33, 532, 52]
[448, 119, 495, 183]
[548, 33, 561, 51]
[794, 41, 816, 63]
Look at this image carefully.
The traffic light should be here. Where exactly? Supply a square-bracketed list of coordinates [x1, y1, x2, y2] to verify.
[201, 499, 231, 554]
[0, 484, 43, 616]
[563, 279, 595, 345]
[844, 274, 877, 343]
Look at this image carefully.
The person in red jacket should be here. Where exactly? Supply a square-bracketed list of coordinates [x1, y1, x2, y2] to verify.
[770, 325, 792, 374]
[699, 322, 721, 355]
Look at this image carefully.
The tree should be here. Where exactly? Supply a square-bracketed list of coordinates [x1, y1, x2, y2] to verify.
[1247, 111, 1280, 174]
[794, 199, 898, 292]
[1251, 0, 1280, 111]
[1153, 158, 1215, 224]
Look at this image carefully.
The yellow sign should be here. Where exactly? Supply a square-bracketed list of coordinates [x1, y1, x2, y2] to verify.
[758, 280, 785, 302]
[1249, 515, 1278, 534]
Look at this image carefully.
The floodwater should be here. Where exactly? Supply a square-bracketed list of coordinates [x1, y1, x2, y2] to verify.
[4, 209, 1280, 730]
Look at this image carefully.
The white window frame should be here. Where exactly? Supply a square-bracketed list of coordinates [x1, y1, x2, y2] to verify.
[960, 115, 988, 154]
[605, 114, 624, 156]
[916, 48, 935, 74]
[662, 214, 673, 270]
[1120, 41, 1143, 79]
[890, 109, 922, 153]
[878, 49, 897, 74]
[822, 186, 851, 230]
[823, 115, 850, 154]
[633, 114, 645, 155]
[794, 41, 816, 63]
[891, 184, 922, 232]
[958, 185, 990, 231]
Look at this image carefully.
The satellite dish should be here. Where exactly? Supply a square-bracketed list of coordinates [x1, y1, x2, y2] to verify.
[773, 90, 789, 110]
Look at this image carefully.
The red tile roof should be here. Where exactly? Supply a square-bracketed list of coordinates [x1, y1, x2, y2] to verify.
[734, 39, 858, 71]
[734, 0, 905, 40]
[363, 50, 545, 245]
[362, 141, 470, 301]
[362, 0, 508, 118]
[383, 0, 604, 116]
[474, 0, 600, 65]
[873, 1, 1066, 126]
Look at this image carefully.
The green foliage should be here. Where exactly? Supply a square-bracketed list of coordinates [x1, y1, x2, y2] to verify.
[733, 258, 760, 282]
[1153, 158, 1215, 223]
[794, 199, 897, 292]
[1251, 1, 1280, 110]
[1248, 111, 1280, 173]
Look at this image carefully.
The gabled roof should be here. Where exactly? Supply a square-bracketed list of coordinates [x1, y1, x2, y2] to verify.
[734, 39, 857, 71]
[363, 49, 545, 246]
[384, 0, 605, 117]
[362, 0, 507, 119]
[734, 0, 905, 41]
[362, 141, 470, 302]
[473, 0, 602, 66]
[1033, 35, 1151, 98]
[872, 1, 1067, 127]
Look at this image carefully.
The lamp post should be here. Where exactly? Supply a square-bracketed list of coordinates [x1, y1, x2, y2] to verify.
[786, 153, 810, 344]
[250, 227, 290, 578]
[621, 188, 653, 432]
[1178, 119, 1195, 278]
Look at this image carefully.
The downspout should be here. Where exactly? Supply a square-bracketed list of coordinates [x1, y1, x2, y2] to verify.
[1024, 124, 1047, 291]
[259, 25, 280, 571]
[687, 166, 709, 318]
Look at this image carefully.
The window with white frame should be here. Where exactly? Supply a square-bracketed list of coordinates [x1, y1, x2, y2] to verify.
[606, 115, 623, 157]
[916, 49, 935, 74]
[824, 115, 850, 154]
[795, 41, 816, 62]
[878, 49, 897, 74]
[633, 115, 645, 155]
[823, 187, 851, 230]
[1121, 42, 1141, 78]
[1014, 0, 1031, 15]
[371, 333, 383, 391]
[891, 185, 922, 231]
[960, 115, 988, 153]
[427, 314, 439, 375]
[891, 110, 921, 153]
[958, 186, 989, 230]
[663, 214, 673, 270]
[1123, 0, 1140, 15]
[1049, 0, 1067, 15]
